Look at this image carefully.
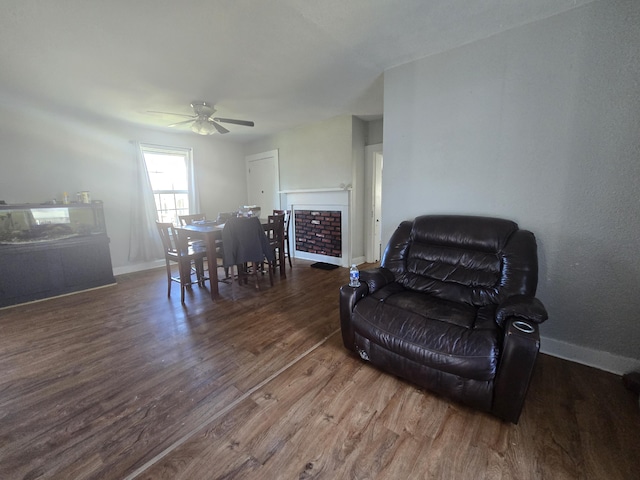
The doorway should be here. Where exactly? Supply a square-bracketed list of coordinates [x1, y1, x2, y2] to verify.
[245, 150, 280, 214]
[365, 144, 383, 263]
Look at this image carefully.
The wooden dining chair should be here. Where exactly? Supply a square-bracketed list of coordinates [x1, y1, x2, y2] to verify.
[215, 212, 236, 224]
[178, 213, 206, 226]
[156, 221, 208, 303]
[179, 213, 230, 283]
[273, 209, 292, 268]
[178, 213, 207, 247]
[177, 213, 212, 276]
[265, 214, 286, 278]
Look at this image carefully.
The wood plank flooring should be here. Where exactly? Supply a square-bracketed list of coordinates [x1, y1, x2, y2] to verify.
[1, 261, 638, 479]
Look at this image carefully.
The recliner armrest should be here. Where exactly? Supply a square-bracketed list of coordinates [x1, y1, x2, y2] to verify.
[339, 283, 369, 352]
[360, 267, 395, 294]
[492, 318, 541, 423]
[496, 295, 548, 328]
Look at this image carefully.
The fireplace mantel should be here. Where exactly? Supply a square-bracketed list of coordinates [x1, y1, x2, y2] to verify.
[279, 187, 351, 194]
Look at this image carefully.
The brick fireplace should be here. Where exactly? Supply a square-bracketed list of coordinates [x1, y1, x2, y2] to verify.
[294, 210, 341, 257]
[282, 189, 350, 267]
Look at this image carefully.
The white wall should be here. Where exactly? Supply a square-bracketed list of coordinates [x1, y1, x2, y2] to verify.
[244, 115, 369, 264]
[351, 117, 366, 262]
[0, 95, 246, 272]
[383, 0, 640, 373]
[244, 115, 354, 192]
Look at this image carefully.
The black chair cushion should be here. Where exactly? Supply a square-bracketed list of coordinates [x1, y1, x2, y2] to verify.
[351, 284, 500, 381]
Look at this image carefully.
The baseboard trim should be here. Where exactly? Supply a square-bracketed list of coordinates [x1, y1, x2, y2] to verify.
[540, 335, 640, 375]
[352, 256, 366, 266]
[113, 260, 165, 276]
[294, 251, 345, 267]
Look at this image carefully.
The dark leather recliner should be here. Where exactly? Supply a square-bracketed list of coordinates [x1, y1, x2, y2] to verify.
[340, 215, 548, 423]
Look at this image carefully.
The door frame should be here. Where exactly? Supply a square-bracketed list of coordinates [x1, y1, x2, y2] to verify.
[245, 149, 280, 213]
[365, 143, 383, 263]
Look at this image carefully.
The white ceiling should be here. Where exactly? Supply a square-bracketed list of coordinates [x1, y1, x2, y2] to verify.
[0, 0, 594, 142]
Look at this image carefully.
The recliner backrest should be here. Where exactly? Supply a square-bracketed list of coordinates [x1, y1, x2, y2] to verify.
[381, 215, 539, 306]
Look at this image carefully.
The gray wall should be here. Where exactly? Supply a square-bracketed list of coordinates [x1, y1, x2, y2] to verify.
[366, 119, 383, 146]
[383, 0, 640, 373]
[0, 95, 247, 272]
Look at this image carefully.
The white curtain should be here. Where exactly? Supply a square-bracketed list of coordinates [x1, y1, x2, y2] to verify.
[128, 141, 164, 262]
[186, 148, 200, 214]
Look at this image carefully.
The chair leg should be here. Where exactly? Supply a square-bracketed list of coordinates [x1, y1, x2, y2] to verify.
[253, 262, 260, 290]
[234, 264, 247, 285]
[195, 258, 205, 286]
[279, 246, 286, 278]
[285, 238, 292, 268]
[214, 260, 231, 284]
[164, 260, 172, 297]
[268, 258, 276, 277]
[179, 261, 189, 304]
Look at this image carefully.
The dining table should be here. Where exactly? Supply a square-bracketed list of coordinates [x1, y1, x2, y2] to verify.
[177, 218, 285, 300]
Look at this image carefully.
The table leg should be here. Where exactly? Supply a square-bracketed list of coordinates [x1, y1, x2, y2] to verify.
[279, 237, 286, 277]
[205, 233, 219, 299]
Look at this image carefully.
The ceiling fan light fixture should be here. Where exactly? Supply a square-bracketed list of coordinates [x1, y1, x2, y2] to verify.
[191, 118, 216, 135]
[158, 102, 253, 135]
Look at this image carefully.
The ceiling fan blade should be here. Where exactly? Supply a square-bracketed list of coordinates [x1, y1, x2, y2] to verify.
[147, 110, 195, 119]
[168, 119, 195, 127]
[213, 117, 255, 127]
[211, 120, 230, 134]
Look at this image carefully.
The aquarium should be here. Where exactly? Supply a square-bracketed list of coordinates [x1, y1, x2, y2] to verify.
[0, 202, 106, 244]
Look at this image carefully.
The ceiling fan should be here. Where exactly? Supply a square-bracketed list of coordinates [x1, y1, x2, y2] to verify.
[151, 101, 255, 135]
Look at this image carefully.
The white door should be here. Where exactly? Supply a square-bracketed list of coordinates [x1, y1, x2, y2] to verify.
[373, 151, 383, 261]
[245, 150, 280, 216]
[365, 144, 383, 262]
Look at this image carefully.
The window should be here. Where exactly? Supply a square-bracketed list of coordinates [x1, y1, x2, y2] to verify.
[141, 145, 193, 226]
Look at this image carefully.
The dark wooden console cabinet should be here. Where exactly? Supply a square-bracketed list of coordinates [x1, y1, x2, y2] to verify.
[0, 202, 116, 308]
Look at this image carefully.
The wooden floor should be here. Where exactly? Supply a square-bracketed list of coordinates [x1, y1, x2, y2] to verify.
[1, 261, 638, 479]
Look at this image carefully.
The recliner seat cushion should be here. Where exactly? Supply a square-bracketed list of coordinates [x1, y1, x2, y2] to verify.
[351, 284, 500, 381]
